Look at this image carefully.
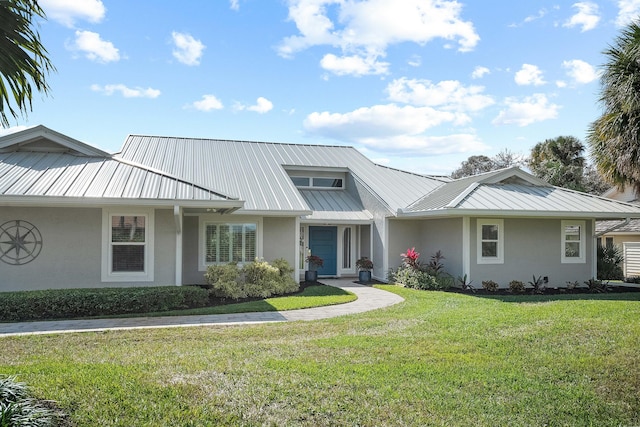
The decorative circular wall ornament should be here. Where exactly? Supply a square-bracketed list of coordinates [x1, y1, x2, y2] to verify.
[0, 220, 43, 265]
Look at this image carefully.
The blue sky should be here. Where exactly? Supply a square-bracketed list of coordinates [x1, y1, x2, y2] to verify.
[3, 0, 640, 175]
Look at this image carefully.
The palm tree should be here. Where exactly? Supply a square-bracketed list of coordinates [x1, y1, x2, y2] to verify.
[588, 20, 640, 195]
[0, 0, 55, 128]
[529, 136, 586, 191]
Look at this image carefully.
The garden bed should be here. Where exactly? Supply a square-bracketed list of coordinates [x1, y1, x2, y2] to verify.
[446, 284, 640, 296]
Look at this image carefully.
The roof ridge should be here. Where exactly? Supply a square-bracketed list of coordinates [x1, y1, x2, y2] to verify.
[124, 134, 356, 149]
[112, 155, 240, 200]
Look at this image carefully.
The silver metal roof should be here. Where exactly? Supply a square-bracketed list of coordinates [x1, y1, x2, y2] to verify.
[596, 219, 640, 233]
[299, 189, 372, 222]
[403, 182, 640, 218]
[117, 135, 446, 212]
[0, 151, 241, 206]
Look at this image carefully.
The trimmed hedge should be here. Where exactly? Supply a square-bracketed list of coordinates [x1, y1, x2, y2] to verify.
[205, 258, 299, 300]
[0, 286, 210, 322]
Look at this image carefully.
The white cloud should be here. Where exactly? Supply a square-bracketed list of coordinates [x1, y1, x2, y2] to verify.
[524, 8, 547, 23]
[171, 32, 205, 66]
[235, 97, 274, 114]
[70, 30, 120, 63]
[562, 59, 599, 84]
[408, 55, 421, 67]
[230, 0, 240, 10]
[91, 84, 161, 98]
[492, 94, 559, 127]
[278, 0, 479, 77]
[471, 66, 490, 79]
[556, 80, 568, 88]
[303, 104, 486, 155]
[563, 2, 600, 32]
[40, 0, 106, 27]
[514, 64, 546, 86]
[191, 95, 224, 111]
[616, 0, 640, 27]
[386, 78, 494, 114]
[320, 53, 389, 76]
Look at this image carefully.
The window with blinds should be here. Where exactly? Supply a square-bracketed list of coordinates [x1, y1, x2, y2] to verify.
[111, 215, 146, 272]
[205, 223, 257, 264]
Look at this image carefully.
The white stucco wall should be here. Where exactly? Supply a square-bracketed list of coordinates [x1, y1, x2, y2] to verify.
[263, 216, 297, 267]
[387, 218, 463, 280]
[469, 217, 594, 288]
[0, 206, 176, 292]
[181, 214, 297, 285]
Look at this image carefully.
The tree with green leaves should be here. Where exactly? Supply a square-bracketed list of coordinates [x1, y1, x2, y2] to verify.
[450, 149, 523, 179]
[588, 20, 640, 195]
[0, 0, 55, 127]
[529, 136, 586, 191]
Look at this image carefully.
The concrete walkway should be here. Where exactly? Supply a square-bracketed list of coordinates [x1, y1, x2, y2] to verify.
[0, 279, 404, 337]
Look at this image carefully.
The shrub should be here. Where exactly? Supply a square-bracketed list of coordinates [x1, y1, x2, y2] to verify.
[393, 265, 439, 290]
[0, 286, 210, 322]
[456, 274, 475, 292]
[584, 278, 610, 293]
[400, 247, 421, 270]
[626, 276, 640, 284]
[0, 376, 62, 427]
[425, 250, 446, 277]
[508, 280, 525, 293]
[205, 263, 245, 299]
[206, 259, 299, 300]
[481, 280, 499, 292]
[529, 275, 546, 294]
[566, 280, 579, 290]
[597, 244, 624, 280]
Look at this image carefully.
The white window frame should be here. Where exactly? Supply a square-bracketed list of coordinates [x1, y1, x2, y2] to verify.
[198, 217, 262, 271]
[338, 225, 356, 275]
[561, 220, 586, 264]
[101, 208, 155, 282]
[477, 219, 504, 264]
[290, 176, 344, 189]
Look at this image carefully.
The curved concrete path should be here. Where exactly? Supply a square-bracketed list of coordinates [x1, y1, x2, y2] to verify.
[0, 280, 404, 337]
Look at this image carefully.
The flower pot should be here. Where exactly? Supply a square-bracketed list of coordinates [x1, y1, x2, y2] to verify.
[305, 270, 318, 282]
[358, 271, 372, 283]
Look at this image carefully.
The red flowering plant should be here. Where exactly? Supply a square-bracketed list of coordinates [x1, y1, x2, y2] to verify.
[401, 247, 421, 270]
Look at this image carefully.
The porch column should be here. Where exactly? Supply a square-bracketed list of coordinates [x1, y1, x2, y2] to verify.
[174, 205, 183, 286]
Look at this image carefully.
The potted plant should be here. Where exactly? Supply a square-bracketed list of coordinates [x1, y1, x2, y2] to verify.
[356, 256, 374, 283]
[305, 254, 323, 282]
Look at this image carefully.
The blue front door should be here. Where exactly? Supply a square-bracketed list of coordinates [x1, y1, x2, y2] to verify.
[309, 226, 337, 276]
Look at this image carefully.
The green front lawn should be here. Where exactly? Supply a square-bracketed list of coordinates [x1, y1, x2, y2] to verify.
[2, 286, 639, 426]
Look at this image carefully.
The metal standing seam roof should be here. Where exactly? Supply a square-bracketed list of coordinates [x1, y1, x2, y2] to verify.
[299, 189, 372, 222]
[404, 168, 516, 212]
[0, 151, 241, 205]
[116, 135, 447, 213]
[403, 181, 640, 217]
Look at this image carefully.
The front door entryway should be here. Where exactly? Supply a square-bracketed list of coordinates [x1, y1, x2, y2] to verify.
[309, 226, 337, 275]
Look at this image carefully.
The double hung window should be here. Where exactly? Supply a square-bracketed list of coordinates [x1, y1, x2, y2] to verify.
[102, 209, 154, 282]
[561, 221, 585, 263]
[477, 219, 504, 264]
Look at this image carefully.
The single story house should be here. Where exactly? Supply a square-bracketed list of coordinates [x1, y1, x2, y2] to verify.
[3, 125, 640, 292]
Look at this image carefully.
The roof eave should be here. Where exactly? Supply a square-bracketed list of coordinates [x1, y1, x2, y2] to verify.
[397, 208, 640, 219]
[0, 195, 245, 209]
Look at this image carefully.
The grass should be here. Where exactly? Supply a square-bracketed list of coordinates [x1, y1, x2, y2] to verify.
[102, 284, 357, 319]
[1, 286, 639, 426]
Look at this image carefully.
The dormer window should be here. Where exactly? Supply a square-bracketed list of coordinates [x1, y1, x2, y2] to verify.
[291, 176, 343, 189]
